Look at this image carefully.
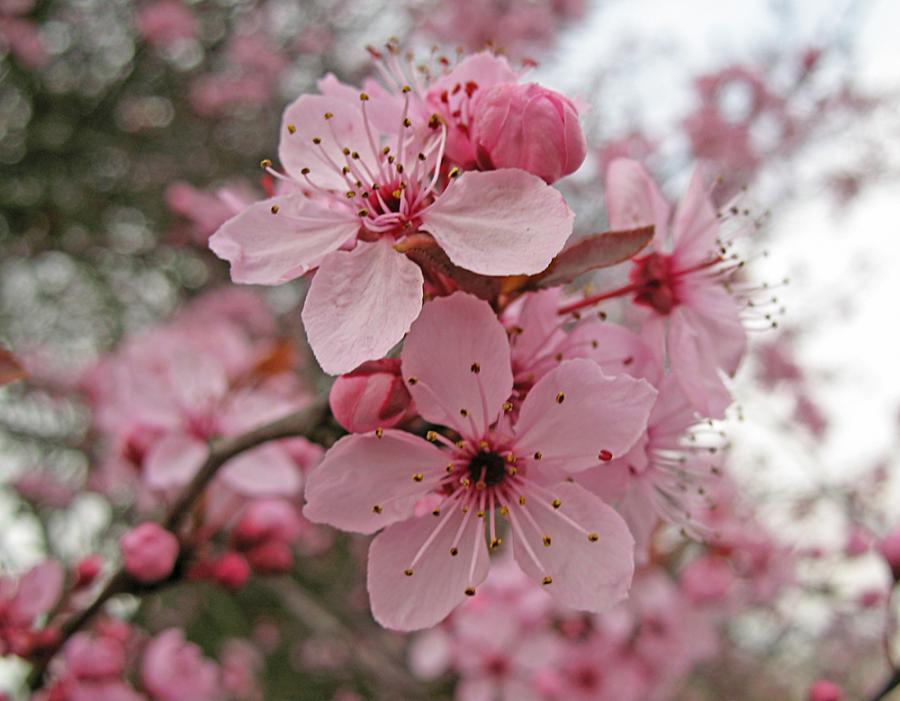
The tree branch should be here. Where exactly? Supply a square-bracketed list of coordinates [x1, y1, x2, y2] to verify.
[27, 399, 329, 690]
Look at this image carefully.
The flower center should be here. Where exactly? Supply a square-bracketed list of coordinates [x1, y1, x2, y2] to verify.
[629, 252, 680, 314]
[467, 450, 506, 487]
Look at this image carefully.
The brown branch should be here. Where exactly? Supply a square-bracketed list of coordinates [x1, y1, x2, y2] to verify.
[27, 399, 329, 690]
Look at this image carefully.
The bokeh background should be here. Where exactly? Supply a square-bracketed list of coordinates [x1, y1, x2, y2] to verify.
[1, 0, 899, 699]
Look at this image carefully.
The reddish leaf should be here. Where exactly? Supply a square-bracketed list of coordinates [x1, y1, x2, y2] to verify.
[0, 347, 26, 386]
[534, 226, 654, 288]
[403, 244, 501, 302]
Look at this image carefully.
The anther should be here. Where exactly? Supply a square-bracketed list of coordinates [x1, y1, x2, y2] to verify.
[543, 536, 552, 547]
[286, 123, 296, 134]
[312, 137, 321, 144]
[404, 569, 413, 577]
[459, 408, 469, 417]
[374, 428, 384, 438]
[499, 505, 509, 516]
[507, 466, 518, 476]
[432, 508, 440, 516]
[359, 92, 369, 101]
[401, 85, 412, 93]
[448, 166, 460, 178]
[260, 158, 272, 168]
[490, 538, 502, 549]
[464, 587, 476, 596]
[555, 392, 565, 404]
[358, 209, 369, 217]
[552, 498, 561, 509]
[270, 204, 280, 214]
[445, 463, 454, 473]
[542, 576, 553, 586]
[426, 430, 437, 441]
[402, 117, 412, 127]
[413, 473, 424, 482]
[323, 112, 333, 119]
[518, 496, 526, 505]
[598, 450, 613, 461]
[372, 505, 383, 514]
[502, 402, 513, 413]
[533, 451, 542, 460]
[408, 376, 418, 385]
[470, 362, 481, 373]
[588, 533, 599, 542]
[301, 167, 310, 175]
[450, 547, 459, 557]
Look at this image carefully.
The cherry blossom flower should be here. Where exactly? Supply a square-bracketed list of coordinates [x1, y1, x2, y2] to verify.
[140, 629, 220, 701]
[601, 157, 749, 418]
[210, 50, 575, 375]
[0, 560, 64, 657]
[304, 292, 656, 630]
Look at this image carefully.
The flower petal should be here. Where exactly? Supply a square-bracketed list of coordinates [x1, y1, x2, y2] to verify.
[671, 166, 719, 267]
[401, 293, 513, 439]
[11, 560, 65, 624]
[514, 358, 657, 472]
[604, 158, 671, 249]
[511, 482, 634, 612]
[667, 308, 733, 419]
[209, 195, 359, 285]
[278, 95, 374, 190]
[422, 169, 574, 276]
[220, 443, 302, 497]
[302, 240, 424, 375]
[367, 508, 490, 630]
[144, 432, 209, 492]
[303, 431, 447, 534]
[558, 320, 661, 384]
[678, 281, 747, 376]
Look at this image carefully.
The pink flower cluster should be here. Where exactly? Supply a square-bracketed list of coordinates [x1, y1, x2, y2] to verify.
[207, 44, 772, 632]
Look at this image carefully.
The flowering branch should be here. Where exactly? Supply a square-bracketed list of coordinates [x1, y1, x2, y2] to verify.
[26, 399, 330, 690]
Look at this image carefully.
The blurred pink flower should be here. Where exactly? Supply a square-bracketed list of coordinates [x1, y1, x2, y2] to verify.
[329, 358, 412, 433]
[141, 629, 220, 701]
[121, 523, 180, 584]
[134, 0, 198, 48]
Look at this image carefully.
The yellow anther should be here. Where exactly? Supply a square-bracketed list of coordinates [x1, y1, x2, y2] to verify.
[450, 547, 459, 556]
[372, 505, 383, 514]
[507, 466, 518, 477]
[432, 508, 440, 516]
[359, 92, 370, 101]
[588, 533, 599, 542]
[448, 166, 460, 178]
[312, 137, 322, 144]
[533, 451, 542, 460]
[408, 376, 418, 385]
[499, 505, 509, 516]
[490, 538, 502, 549]
[260, 158, 272, 168]
[402, 117, 412, 127]
[287, 124, 296, 134]
[301, 167, 311, 175]
[413, 473, 424, 482]
[552, 498, 562, 509]
[404, 568, 413, 577]
[446, 463, 454, 473]
[324, 112, 333, 119]
[543, 535, 552, 547]
[401, 85, 412, 93]
[555, 392, 566, 404]
[502, 401, 513, 413]
[476, 510, 485, 518]
[345, 191, 356, 199]
[470, 362, 481, 373]
[374, 427, 384, 438]
[426, 430, 437, 441]
[342, 147, 351, 155]
[270, 204, 280, 214]
[542, 576, 553, 586]
[358, 209, 369, 217]
[464, 587, 476, 596]
[518, 496, 526, 505]
[459, 408, 469, 417]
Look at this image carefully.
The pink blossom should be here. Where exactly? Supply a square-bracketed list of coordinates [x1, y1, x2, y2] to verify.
[0, 560, 63, 656]
[877, 528, 900, 581]
[219, 639, 263, 701]
[134, 0, 198, 48]
[578, 375, 719, 560]
[808, 679, 844, 701]
[64, 632, 126, 681]
[210, 52, 575, 375]
[470, 82, 587, 184]
[304, 293, 656, 630]
[120, 523, 179, 584]
[67, 682, 146, 701]
[141, 629, 220, 701]
[329, 358, 412, 433]
[604, 158, 748, 418]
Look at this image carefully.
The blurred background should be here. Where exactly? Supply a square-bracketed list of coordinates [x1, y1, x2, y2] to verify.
[1, 0, 899, 699]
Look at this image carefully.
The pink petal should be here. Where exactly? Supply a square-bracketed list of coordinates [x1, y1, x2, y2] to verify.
[209, 195, 358, 285]
[514, 359, 656, 472]
[422, 169, 574, 276]
[558, 321, 661, 384]
[303, 431, 447, 534]
[278, 95, 373, 190]
[604, 158, 671, 250]
[220, 443, 302, 497]
[678, 280, 747, 376]
[301, 240, 424, 375]
[670, 167, 719, 267]
[505, 289, 565, 369]
[144, 432, 209, 491]
[511, 482, 634, 612]
[401, 293, 513, 439]
[367, 509, 490, 630]
[667, 309, 733, 419]
[11, 560, 64, 624]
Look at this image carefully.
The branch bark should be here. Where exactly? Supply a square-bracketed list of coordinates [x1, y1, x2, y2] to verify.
[27, 399, 329, 690]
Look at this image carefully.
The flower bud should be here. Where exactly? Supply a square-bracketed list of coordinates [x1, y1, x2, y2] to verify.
[470, 82, 587, 184]
[245, 541, 294, 575]
[877, 528, 900, 582]
[121, 523, 179, 584]
[73, 554, 104, 589]
[211, 552, 251, 591]
[329, 358, 412, 434]
[808, 680, 843, 701]
[232, 498, 302, 548]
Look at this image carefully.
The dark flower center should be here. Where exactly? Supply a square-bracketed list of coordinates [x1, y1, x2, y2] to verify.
[467, 450, 506, 487]
[629, 252, 680, 315]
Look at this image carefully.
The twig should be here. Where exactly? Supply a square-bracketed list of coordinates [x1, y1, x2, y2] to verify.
[27, 400, 329, 690]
